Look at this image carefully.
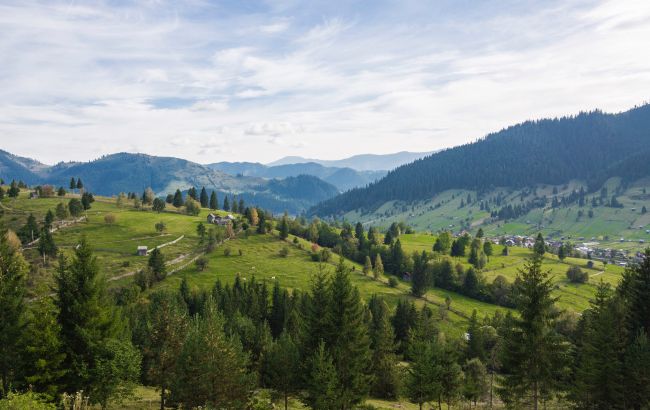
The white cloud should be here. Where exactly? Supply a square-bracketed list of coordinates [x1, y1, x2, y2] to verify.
[0, 0, 649, 164]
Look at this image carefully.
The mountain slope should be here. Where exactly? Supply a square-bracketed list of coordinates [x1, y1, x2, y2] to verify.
[0, 151, 339, 214]
[311, 104, 650, 216]
[267, 151, 432, 171]
[206, 161, 386, 191]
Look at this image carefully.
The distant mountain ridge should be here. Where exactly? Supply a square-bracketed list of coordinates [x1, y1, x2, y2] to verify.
[310, 104, 650, 217]
[267, 151, 433, 171]
[0, 151, 339, 214]
[205, 161, 386, 192]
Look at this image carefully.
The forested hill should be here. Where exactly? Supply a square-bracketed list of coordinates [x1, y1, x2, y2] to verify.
[310, 104, 650, 216]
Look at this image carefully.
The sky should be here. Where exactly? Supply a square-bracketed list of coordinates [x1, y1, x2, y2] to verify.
[1, 0, 649, 165]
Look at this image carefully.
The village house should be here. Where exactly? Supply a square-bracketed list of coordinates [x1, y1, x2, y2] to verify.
[207, 213, 235, 226]
[137, 246, 148, 256]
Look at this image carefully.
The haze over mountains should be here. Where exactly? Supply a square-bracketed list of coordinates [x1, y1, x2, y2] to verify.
[267, 151, 433, 171]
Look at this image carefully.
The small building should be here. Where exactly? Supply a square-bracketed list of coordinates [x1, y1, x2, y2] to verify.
[207, 213, 234, 226]
[207, 213, 219, 224]
[137, 246, 148, 256]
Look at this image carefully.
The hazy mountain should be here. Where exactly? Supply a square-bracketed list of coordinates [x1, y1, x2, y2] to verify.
[206, 161, 386, 191]
[266, 151, 433, 171]
[0, 151, 339, 214]
[310, 104, 650, 216]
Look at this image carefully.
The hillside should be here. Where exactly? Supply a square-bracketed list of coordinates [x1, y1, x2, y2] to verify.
[0, 152, 340, 214]
[206, 161, 386, 191]
[311, 104, 650, 216]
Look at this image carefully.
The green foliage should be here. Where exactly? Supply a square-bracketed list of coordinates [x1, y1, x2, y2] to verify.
[261, 332, 300, 410]
[184, 198, 201, 216]
[152, 197, 165, 213]
[90, 338, 141, 409]
[0, 392, 55, 410]
[305, 342, 340, 410]
[172, 298, 254, 409]
[0, 232, 28, 394]
[498, 255, 569, 407]
[566, 265, 589, 283]
[67, 198, 83, 217]
[147, 248, 166, 282]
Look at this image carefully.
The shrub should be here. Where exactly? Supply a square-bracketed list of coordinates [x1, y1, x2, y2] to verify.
[104, 213, 116, 224]
[586, 260, 594, 269]
[566, 265, 589, 283]
[388, 277, 399, 288]
[293, 236, 299, 244]
[195, 256, 209, 271]
[223, 248, 231, 256]
[238, 249, 243, 256]
[184, 198, 201, 216]
[279, 247, 289, 258]
[0, 392, 55, 410]
[155, 221, 166, 232]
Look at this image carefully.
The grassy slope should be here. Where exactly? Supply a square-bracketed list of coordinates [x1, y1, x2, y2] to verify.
[345, 178, 650, 253]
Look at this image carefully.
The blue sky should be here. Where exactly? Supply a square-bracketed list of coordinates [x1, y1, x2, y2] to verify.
[1, 0, 649, 164]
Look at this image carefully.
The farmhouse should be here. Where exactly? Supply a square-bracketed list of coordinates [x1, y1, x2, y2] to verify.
[207, 213, 235, 226]
[137, 246, 148, 256]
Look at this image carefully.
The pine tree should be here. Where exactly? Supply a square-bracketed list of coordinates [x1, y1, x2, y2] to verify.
[209, 191, 218, 210]
[269, 281, 288, 339]
[22, 293, 67, 401]
[76, 178, 83, 191]
[325, 259, 373, 408]
[144, 291, 188, 410]
[406, 341, 441, 410]
[262, 332, 300, 410]
[172, 298, 254, 409]
[172, 189, 183, 208]
[625, 248, 650, 336]
[38, 226, 57, 263]
[69, 177, 76, 192]
[44, 210, 54, 230]
[200, 187, 209, 208]
[18, 213, 39, 244]
[0, 230, 28, 395]
[68, 198, 83, 217]
[463, 358, 489, 407]
[257, 212, 267, 234]
[231, 197, 238, 213]
[55, 202, 68, 220]
[368, 297, 400, 399]
[363, 256, 372, 276]
[411, 251, 429, 297]
[148, 248, 166, 282]
[533, 233, 546, 256]
[223, 196, 230, 211]
[302, 268, 331, 358]
[279, 216, 289, 240]
[305, 341, 340, 410]
[54, 238, 117, 395]
[374, 254, 384, 279]
[7, 180, 20, 198]
[571, 282, 626, 407]
[498, 255, 568, 409]
[433, 231, 452, 254]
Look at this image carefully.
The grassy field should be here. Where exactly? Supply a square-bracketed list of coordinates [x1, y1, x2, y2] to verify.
[345, 177, 650, 254]
[3, 188, 625, 318]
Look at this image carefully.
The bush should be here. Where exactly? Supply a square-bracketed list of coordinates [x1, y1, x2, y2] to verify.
[224, 248, 231, 256]
[311, 248, 331, 262]
[184, 198, 201, 216]
[195, 256, 208, 271]
[238, 249, 243, 256]
[0, 392, 55, 410]
[586, 260, 594, 269]
[279, 247, 289, 258]
[155, 221, 166, 232]
[566, 265, 589, 283]
[388, 277, 398, 287]
[293, 236, 299, 244]
[104, 213, 116, 224]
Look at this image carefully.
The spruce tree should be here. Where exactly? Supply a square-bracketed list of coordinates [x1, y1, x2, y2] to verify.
[76, 178, 83, 191]
[374, 254, 384, 279]
[148, 248, 166, 282]
[411, 251, 429, 297]
[172, 189, 183, 208]
[305, 342, 339, 410]
[172, 298, 254, 409]
[144, 291, 188, 410]
[38, 226, 57, 263]
[18, 213, 39, 244]
[22, 293, 67, 401]
[533, 233, 546, 256]
[200, 187, 209, 208]
[223, 196, 230, 211]
[325, 259, 373, 408]
[0, 230, 28, 395]
[363, 256, 372, 276]
[368, 297, 400, 399]
[262, 332, 300, 410]
[279, 216, 289, 240]
[406, 341, 441, 410]
[54, 237, 117, 395]
[69, 177, 76, 192]
[498, 255, 568, 408]
[209, 191, 218, 210]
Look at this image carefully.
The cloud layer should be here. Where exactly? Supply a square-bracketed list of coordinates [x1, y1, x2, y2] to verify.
[0, 0, 649, 164]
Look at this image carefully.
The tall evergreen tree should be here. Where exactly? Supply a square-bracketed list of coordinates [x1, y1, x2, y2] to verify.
[69, 177, 76, 192]
[172, 189, 183, 208]
[411, 251, 429, 297]
[305, 342, 339, 410]
[279, 216, 289, 240]
[148, 248, 166, 282]
[262, 332, 300, 410]
[498, 255, 568, 409]
[0, 230, 28, 396]
[368, 297, 400, 399]
[324, 259, 373, 409]
[200, 187, 209, 208]
[209, 191, 218, 210]
[533, 233, 546, 256]
[144, 291, 188, 410]
[223, 196, 230, 211]
[172, 298, 254, 409]
[54, 238, 117, 395]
